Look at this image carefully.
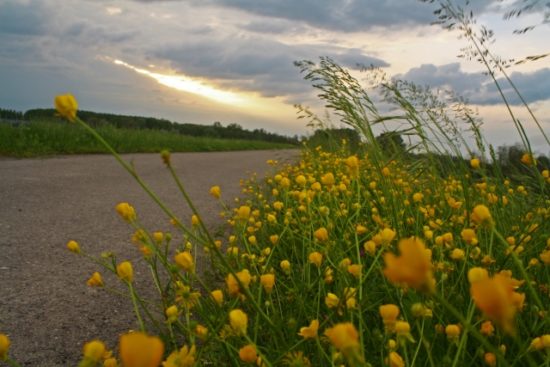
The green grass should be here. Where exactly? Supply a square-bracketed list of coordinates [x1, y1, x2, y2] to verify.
[0, 121, 297, 157]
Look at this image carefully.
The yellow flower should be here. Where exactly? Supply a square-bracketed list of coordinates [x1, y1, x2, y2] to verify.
[116, 261, 133, 283]
[461, 228, 478, 245]
[345, 156, 359, 176]
[269, 234, 279, 245]
[314, 227, 329, 242]
[295, 175, 307, 185]
[388, 351, 405, 367]
[450, 248, 465, 261]
[174, 251, 194, 273]
[239, 344, 257, 363]
[383, 237, 434, 292]
[280, 259, 291, 273]
[484, 352, 497, 367]
[67, 240, 81, 254]
[165, 305, 178, 323]
[298, 319, 319, 339]
[521, 153, 534, 165]
[540, 249, 550, 265]
[83, 340, 106, 362]
[347, 264, 362, 278]
[308, 251, 323, 267]
[152, 231, 164, 243]
[321, 172, 335, 186]
[226, 269, 251, 296]
[162, 344, 196, 367]
[471, 205, 492, 226]
[115, 202, 137, 222]
[237, 205, 251, 220]
[395, 321, 410, 336]
[104, 357, 118, 367]
[470, 158, 480, 169]
[445, 324, 461, 340]
[260, 274, 275, 294]
[195, 325, 208, 340]
[380, 228, 396, 244]
[412, 192, 424, 203]
[120, 332, 164, 367]
[211, 289, 224, 306]
[0, 334, 11, 361]
[87, 272, 104, 287]
[470, 271, 525, 335]
[480, 321, 494, 336]
[191, 215, 199, 226]
[54, 93, 78, 121]
[229, 309, 248, 336]
[468, 267, 488, 283]
[379, 304, 400, 332]
[324, 322, 360, 356]
[325, 293, 340, 308]
[209, 185, 221, 199]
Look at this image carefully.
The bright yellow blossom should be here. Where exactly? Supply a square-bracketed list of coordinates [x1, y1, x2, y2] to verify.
[0, 334, 11, 361]
[383, 237, 434, 292]
[226, 269, 251, 296]
[82, 340, 106, 363]
[211, 289, 224, 306]
[119, 332, 164, 367]
[388, 351, 405, 367]
[116, 261, 133, 283]
[379, 304, 400, 332]
[174, 251, 194, 273]
[308, 251, 323, 267]
[67, 240, 81, 254]
[260, 273, 275, 293]
[54, 93, 78, 121]
[115, 202, 136, 222]
[298, 319, 319, 339]
[324, 322, 360, 356]
[162, 344, 196, 367]
[314, 227, 329, 242]
[165, 305, 178, 323]
[470, 271, 525, 335]
[471, 205, 492, 225]
[209, 185, 221, 199]
[86, 272, 104, 287]
[229, 309, 248, 336]
[239, 344, 257, 363]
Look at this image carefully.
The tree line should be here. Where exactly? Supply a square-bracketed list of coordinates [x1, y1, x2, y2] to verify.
[0, 108, 300, 145]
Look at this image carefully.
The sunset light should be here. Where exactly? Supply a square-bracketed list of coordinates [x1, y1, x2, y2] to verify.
[114, 59, 247, 106]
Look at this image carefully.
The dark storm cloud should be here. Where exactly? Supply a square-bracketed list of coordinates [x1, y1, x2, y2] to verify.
[397, 63, 550, 105]
[132, 0, 493, 32]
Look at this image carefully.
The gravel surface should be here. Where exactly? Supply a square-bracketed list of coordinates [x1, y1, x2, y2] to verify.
[0, 150, 298, 366]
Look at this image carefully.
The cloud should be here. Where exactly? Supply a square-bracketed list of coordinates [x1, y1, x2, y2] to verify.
[155, 36, 388, 99]
[396, 63, 550, 105]
[0, 1, 49, 36]
[132, 0, 493, 32]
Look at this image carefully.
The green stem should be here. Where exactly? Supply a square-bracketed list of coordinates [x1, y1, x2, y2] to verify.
[128, 283, 146, 332]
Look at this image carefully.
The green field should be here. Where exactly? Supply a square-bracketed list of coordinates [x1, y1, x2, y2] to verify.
[0, 121, 297, 157]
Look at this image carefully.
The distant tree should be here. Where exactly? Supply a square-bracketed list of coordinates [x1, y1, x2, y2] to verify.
[375, 131, 406, 157]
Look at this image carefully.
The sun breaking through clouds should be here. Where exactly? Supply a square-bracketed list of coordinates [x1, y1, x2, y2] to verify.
[113, 59, 248, 106]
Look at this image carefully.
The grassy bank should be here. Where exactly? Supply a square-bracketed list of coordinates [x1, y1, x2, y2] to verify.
[0, 121, 297, 157]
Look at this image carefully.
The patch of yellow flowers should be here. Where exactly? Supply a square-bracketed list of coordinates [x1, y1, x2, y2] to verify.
[2, 94, 549, 366]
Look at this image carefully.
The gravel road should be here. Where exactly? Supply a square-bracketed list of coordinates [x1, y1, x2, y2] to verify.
[0, 150, 298, 366]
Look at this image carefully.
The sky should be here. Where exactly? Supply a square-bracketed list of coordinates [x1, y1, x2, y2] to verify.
[1, 0, 549, 154]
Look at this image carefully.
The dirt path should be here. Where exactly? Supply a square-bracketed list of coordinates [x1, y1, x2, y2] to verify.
[0, 150, 298, 366]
